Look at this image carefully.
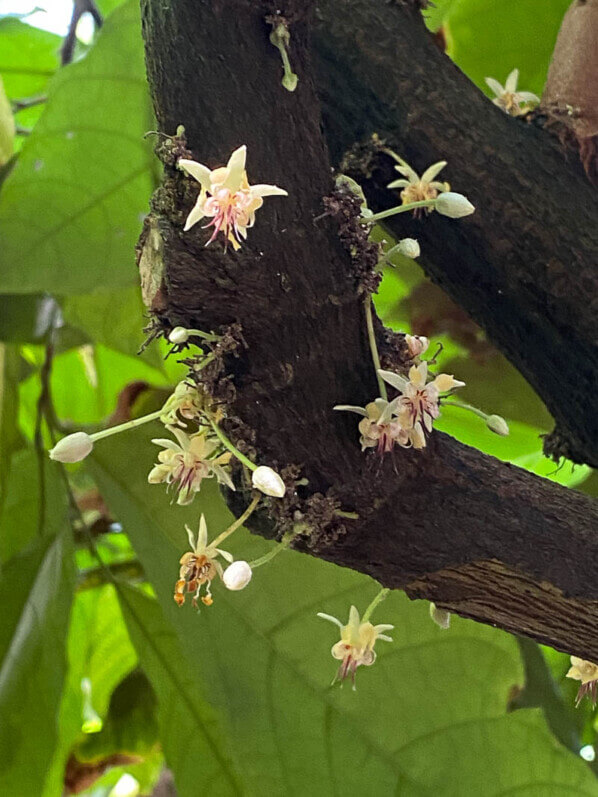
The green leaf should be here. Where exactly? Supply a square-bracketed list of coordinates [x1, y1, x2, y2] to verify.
[0, 294, 61, 343]
[0, 76, 14, 166]
[0, 0, 154, 295]
[0, 18, 59, 134]
[443, 0, 571, 97]
[89, 427, 598, 795]
[0, 527, 75, 795]
[42, 584, 139, 797]
[0, 344, 21, 511]
[117, 582, 244, 796]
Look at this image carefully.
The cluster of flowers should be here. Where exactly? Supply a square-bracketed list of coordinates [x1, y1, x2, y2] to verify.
[566, 657, 598, 707]
[336, 337, 464, 453]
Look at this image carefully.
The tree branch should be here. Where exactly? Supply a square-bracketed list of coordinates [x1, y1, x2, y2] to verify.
[312, 0, 598, 468]
[137, 0, 598, 661]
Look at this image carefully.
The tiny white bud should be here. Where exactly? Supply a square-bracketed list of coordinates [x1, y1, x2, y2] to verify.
[168, 326, 190, 344]
[486, 414, 510, 436]
[396, 238, 420, 259]
[49, 432, 93, 463]
[435, 192, 475, 219]
[430, 602, 451, 629]
[252, 465, 286, 498]
[223, 560, 253, 591]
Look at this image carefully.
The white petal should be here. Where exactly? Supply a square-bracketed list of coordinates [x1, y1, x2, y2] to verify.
[348, 605, 360, 627]
[179, 159, 212, 188]
[217, 548, 234, 563]
[378, 397, 401, 424]
[374, 623, 394, 632]
[151, 437, 181, 450]
[378, 369, 408, 393]
[185, 524, 196, 551]
[333, 405, 368, 416]
[223, 145, 247, 191]
[394, 161, 419, 182]
[484, 77, 504, 97]
[516, 91, 540, 104]
[250, 184, 288, 197]
[213, 464, 235, 491]
[387, 179, 410, 189]
[183, 197, 206, 232]
[197, 514, 208, 549]
[421, 160, 447, 184]
[505, 68, 519, 93]
[316, 612, 344, 628]
[377, 634, 393, 642]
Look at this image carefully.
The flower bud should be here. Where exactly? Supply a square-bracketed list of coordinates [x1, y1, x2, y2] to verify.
[486, 414, 510, 436]
[405, 334, 429, 359]
[252, 465, 286, 497]
[396, 238, 420, 259]
[168, 326, 189, 344]
[49, 432, 93, 463]
[435, 192, 475, 218]
[430, 602, 451, 630]
[223, 561, 253, 591]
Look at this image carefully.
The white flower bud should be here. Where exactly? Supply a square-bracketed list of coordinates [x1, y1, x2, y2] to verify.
[396, 238, 420, 259]
[251, 465, 286, 497]
[223, 560, 253, 591]
[435, 192, 475, 218]
[168, 326, 190, 344]
[405, 334, 429, 359]
[486, 414, 510, 437]
[430, 602, 451, 630]
[49, 432, 93, 463]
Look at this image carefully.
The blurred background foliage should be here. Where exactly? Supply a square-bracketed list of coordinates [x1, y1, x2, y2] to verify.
[0, 0, 597, 794]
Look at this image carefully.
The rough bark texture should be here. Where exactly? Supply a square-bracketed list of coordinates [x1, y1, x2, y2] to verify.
[139, 0, 598, 660]
[313, 0, 598, 468]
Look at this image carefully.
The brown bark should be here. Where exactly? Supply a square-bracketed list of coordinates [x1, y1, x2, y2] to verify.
[313, 0, 598, 468]
[138, 0, 598, 660]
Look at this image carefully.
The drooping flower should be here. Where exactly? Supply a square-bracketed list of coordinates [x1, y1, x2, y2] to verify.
[174, 515, 233, 607]
[148, 426, 233, 505]
[379, 362, 465, 449]
[335, 399, 408, 454]
[485, 69, 540, 117]
[387, 158, 450, 215]
[159, 380, 208, 428]
[566, 656, 598, 707]
[317, 605, 393, 688]
[178, 145, 288, 250]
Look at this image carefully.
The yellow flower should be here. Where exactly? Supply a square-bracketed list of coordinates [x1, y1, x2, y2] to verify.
[317, 605, 393, 688]
[566, 656, 598, 706]
[178, 145, 287, 250]
[387, 158, 450, 215]
[148, 426, 233, 505]
[485, 69, 539, 117]
[174, 515, 233, 608]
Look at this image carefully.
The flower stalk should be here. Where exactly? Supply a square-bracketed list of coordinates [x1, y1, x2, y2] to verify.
[362, 587, 390, 623]
[364, 295, 387, 401]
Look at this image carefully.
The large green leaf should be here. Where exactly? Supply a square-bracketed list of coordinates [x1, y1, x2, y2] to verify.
[0, 526, 75, 795]
[0, 344, 21, 511]
[90, 427, 598, 795]
[0, 0, 153, 295]
[117, 582, 244, 797]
